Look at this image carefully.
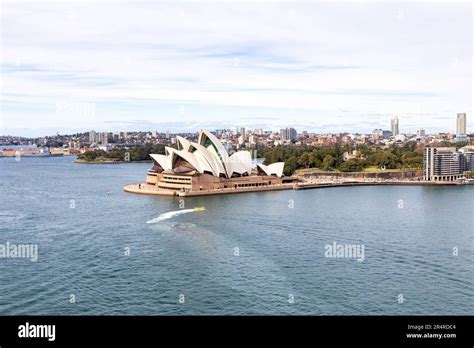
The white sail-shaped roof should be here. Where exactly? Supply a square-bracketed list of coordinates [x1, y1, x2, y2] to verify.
[150, 154, 172, 171]
[191, 149, 215, 175]
[189, 142, 227, 177]
[169, 149, 204, 174]
[176, 136, 191, 151]
[257, 162, 285, 177]
[164, 146, 174, 156]
[228, 151, 252, 176]
[149, 130, 285, 178]
[198, 130, 231, 177]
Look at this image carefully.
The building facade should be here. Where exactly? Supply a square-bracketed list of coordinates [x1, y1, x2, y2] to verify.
[456, 113, 467, 135]
[280, 128, 297, 142]
[464, 152, 474, 171]
[459, 146, 474, 172]
[423, 147, 472, 181]
[89, 130, 97, 143]
[390, 116, 399, 136]
[416, 129, 425, 137]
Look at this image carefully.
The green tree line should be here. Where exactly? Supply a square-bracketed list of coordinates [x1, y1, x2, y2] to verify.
[257, 142, 424, 176]
[78, 144, 166, 162]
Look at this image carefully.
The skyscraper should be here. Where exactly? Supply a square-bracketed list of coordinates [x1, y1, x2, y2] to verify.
[280, 128, 297, 142]
[102, 132, 108, 145]
[416, 129, 425, 137]
[240, 127, 246, 139]
[89, 130, 97, 143]
[456, 113, 467, 135]
[390, 116, 399, 136]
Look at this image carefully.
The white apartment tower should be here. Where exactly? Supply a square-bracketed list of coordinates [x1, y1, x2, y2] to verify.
[456, 113, 467, 135]
[390, 116, 399, 136]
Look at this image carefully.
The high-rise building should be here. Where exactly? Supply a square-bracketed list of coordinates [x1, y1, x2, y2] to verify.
[102, 132, 108, 145]
[423, 147, 463, 181]
[255, 128, 264, 135]
[464, 152, 474, 172]
[113, 133, 120, 143]
[372, 129, 383, 140]
[89, 130, 97, 143]
[248, 135, 257, 145]
[416, 129, 426, 137]
[459, 146, 474, 172]
[280, 128, 297, 142]
[240, 127, 246, 139]
[390, 116, 399, 136]
[456, 113, 467, 135]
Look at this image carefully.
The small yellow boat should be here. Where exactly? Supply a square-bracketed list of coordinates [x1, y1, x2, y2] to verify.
[193, 207, 206, 211]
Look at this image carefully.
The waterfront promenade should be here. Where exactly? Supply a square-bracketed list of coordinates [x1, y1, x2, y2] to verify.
[124, 177, 470, 197]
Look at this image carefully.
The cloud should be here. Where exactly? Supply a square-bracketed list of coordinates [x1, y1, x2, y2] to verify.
[0, 0, 472, 136]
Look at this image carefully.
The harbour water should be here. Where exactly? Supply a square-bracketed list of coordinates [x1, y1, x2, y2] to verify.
[0, 156, 473, 315]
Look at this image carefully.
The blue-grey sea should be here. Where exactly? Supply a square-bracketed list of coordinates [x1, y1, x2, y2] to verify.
[0, 156, 473, 315]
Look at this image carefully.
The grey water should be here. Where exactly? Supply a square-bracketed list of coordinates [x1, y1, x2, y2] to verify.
[0, 156, 473, 315]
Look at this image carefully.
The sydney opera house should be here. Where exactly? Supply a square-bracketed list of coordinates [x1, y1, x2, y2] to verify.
[143, 130, 286, 195]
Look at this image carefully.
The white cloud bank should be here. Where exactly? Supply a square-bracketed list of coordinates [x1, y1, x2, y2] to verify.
[0, 0, 472, 136]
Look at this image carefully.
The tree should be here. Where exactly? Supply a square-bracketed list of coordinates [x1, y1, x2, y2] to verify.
[321, 155, 335, 171]
[356, 144, 371, 156]
[284, 156, 298, 176]
[453, 141, 468, 148]
[298, 153, 311, 168]
[368, 150, 398, 169]
[308, 151, 321, 168]
[340, 159, 365, 172]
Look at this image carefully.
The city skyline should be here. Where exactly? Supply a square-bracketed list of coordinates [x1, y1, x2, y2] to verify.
[0, 112, 470, 139]
[1, 1, 473, 137]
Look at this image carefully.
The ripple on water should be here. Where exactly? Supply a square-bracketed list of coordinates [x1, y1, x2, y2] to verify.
[0, 157, 473, 314]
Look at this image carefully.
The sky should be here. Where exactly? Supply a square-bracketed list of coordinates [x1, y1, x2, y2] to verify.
[0, 0, 472, 137]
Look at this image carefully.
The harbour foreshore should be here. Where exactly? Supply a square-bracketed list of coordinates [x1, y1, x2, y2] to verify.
[124, 178, 471, 197]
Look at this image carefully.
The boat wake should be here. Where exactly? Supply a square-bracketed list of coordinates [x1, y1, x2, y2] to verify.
[146, 207, 205, 224]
